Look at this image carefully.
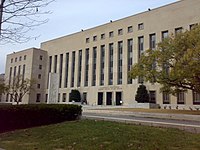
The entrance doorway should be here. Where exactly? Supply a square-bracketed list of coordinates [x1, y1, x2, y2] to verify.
[116, 92, 122, 105]
[98, 92, 103, 105]
[106, 92, 112, 105]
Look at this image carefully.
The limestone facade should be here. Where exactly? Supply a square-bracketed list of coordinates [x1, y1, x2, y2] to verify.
[2, 0, 200, 109]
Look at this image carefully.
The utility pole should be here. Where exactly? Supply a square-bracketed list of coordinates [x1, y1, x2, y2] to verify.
[0, 0, 5, 35]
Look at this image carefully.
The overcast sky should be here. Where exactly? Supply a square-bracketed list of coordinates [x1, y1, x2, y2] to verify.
[0, 0, 177, 73]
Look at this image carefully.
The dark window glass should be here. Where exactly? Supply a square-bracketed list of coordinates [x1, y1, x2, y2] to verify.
[77, 50, 82, 87]
[177, 91, 185, 104]
[71, 52, 75, 87]
[100, 45, 105, 85]
[118, 41, 123, 85]
[65, 53, 69, 88]
[108, 43, 114, 85]
[127, 39, 133, 84]
[92, 47, 97, 86]
[85, 49, 89, 86]
[54, 55, 57, 73]
[59, 54, 63, 88]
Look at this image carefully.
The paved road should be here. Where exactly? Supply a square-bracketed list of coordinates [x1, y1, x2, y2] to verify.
[82, 111, 200, 133]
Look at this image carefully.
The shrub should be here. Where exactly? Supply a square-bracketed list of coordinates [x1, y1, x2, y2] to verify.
[0, 104, 82, 133]
[69, 90, 81, 102]
[135, 84, 149, 103]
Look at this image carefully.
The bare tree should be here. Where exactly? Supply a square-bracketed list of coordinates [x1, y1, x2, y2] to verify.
[0, 0, 54, 44]
[6, 75, 36, 105]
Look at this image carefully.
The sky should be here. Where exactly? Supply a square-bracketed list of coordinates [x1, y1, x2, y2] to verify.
[0, 0, 177, 73]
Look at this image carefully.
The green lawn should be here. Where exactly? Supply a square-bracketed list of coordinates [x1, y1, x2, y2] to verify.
[0, 120, 200, 150]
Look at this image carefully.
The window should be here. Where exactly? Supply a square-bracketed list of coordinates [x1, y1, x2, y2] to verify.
[149, 33, 156, 50]
[190, 23, 198, 30]
[40, 55, 43, 60]
[9, 67, 12, 86]
[118, 41, 123, 85]
[65, 53, 69, 88]
[71, 51, 75, 87]
[77, 50, 82, 87]
[18, 65, 21, 78]
[86, 38, 90, 43]
[92, 47, 97, 86]
[128, 26, 133, 33]
[59, 54, 63, 88]
[13, 66, 16, 86]
[175, 27, 183, 35]
[39, 65, 42, 70]
[62, 93, 66, 102]
[11, 58, 13, 63]
[100, 45, 105, 86]
[54, 55, 57, 73]
[101, 33, 105, 39]
[10, 94, 13, 102]
[93, 36, 97, 41]
[37, 84, 40, 89]
[15, 57, 17, 62]
[47, 56, 52, 89]
[193, 92, 200, 105]
[138, 36, 144, 59]
[163, 92, 170, 104]
[38, 74, 41, 79]
[109, 31, 114, 38]
[22, 65, 25, 82]
[45, 94, 48, 103]
[36, 93, 41, 102]
[127, 39, 133, 84]
[162, 30, 168, 40]
[24, 55, 26, 60]
[19, 56, 22, 61]
[58, 93, 60, 102]
[85, 48, 89, 86]
[6, 94, 9, 102]
[108, 43, 114, 85]
[177, 91, 185, 104]
[149, 91, 156, 103]
[138, 23, 144, 30]
[49, 56, 52, 73]
[118, 29, 123, 35]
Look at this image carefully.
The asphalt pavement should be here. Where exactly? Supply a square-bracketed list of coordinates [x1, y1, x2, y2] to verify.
[82, 107, 200, 133]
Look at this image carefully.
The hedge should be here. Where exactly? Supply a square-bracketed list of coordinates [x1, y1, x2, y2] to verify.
[0, 104, 82, 133]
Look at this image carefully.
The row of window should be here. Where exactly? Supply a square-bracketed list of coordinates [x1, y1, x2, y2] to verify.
[85, 23, 144, 43]
[10, 55, 43, 63]
[163, 91, 200, 105]
[85, 23, 197, 44]
[11, 55, 26, 63]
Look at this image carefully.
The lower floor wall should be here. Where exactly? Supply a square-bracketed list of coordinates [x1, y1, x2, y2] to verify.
[1, 83, 200, 110]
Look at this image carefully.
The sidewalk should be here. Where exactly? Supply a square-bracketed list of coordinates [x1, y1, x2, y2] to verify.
[82, 106, 200, 122]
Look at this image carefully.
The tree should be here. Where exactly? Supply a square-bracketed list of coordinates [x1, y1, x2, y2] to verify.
[69, 90, 81, 102]
[0, 0, 54, 43]
[135, 84, 149, 103]
[0, 76, 6, 94]
[129, 25, 200, 94]
[5, 75, 35, 104]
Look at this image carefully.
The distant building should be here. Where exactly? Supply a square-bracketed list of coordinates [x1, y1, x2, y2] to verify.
[2, 0, 200, 109]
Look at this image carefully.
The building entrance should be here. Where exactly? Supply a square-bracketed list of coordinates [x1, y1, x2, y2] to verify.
[106, 92, 112, 105]
[116, 92, 122, 105]
[98, 92, 103, 105]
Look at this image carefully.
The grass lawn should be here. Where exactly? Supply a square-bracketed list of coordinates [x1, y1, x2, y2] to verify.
[0, 120, 200, 150]
[100, 108, 200, 115]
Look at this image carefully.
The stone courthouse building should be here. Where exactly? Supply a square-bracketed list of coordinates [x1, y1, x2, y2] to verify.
[2, 0, 200, 109]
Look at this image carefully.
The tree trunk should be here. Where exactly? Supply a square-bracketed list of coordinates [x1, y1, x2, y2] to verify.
[0, 0, 5, 35]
